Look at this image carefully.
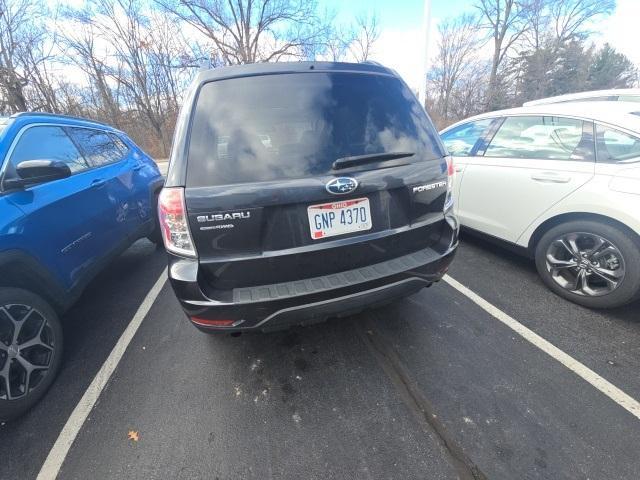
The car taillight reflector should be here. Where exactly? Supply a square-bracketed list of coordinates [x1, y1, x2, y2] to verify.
[444, 156, 454, 211]
[191, 317, 235, 327]
[447, 156, 455, 177]
[158, 187, 196, 257]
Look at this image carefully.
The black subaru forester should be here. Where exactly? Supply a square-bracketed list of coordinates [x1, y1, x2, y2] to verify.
[159, 61, 458, 332]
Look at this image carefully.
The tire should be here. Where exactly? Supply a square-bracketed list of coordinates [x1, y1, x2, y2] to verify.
[147, 192, 163, 245]
[0, 288, 64, 422]
[534, 220, 640, 309]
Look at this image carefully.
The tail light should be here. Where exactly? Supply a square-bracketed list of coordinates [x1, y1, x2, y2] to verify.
[444, 156, 454, 211]
[158, 187, 196, 257]
[190, 317, 235, 327]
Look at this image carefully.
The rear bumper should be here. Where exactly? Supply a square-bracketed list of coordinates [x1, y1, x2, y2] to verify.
[167, 239, 457, 332]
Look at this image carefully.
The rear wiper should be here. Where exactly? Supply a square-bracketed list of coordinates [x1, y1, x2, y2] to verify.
[332, 152, 415, 170]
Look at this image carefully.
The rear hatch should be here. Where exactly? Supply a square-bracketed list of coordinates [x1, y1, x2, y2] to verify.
[184, 70, 449, 291]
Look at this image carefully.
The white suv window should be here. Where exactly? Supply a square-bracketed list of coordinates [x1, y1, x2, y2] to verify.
[484, 116, 593, 161]
[441, 119, 494, 157]
[596, 125, 640, 163]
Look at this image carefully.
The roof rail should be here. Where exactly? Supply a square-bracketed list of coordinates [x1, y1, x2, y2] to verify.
[10, 111, 111, 128]
[360, 60, 384, 67]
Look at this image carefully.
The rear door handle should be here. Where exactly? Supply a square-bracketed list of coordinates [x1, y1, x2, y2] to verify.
[530, 172, 571, 183]
[91, 179, 106, 188]
[133, 164, 143, 171]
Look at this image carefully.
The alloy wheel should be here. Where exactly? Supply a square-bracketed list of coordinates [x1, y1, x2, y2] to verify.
[545, 232, 626, 297]
[0, 304, 56, 400]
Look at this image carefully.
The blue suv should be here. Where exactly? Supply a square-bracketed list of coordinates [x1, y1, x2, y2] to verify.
[0, 112, 164, 420]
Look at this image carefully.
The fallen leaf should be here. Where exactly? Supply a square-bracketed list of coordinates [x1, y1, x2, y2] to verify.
[128, 430, 140, 442]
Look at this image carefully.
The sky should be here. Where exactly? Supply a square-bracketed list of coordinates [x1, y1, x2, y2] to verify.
[323, 0, 640, 92]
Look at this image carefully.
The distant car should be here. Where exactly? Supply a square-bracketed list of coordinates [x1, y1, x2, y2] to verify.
[160, 61, 458, 333]
[0, 112, 164, 420]
[523, 88, 640, 107]
[441, 102, 640, 309]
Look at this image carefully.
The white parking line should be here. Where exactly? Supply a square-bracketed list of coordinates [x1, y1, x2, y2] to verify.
[37, 269, 168, 480]
[443, 275, 640, 421]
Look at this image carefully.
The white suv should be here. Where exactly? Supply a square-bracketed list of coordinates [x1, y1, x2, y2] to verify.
[441, 102, 640, 308]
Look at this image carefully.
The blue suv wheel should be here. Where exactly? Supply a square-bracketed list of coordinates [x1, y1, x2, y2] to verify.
[0, 288, 63, 421]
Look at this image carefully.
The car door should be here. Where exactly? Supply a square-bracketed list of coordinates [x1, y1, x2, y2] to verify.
[2, 125, 119, 290]
[457, 115, 596, 242]
[594, 123, 640, 200]
[440, 118, 498, 215]
[67, 127, 137, 242]
[109, 133, 157, 236]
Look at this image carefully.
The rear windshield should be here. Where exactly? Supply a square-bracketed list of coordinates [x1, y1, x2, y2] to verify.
[186, 72, 444, 186]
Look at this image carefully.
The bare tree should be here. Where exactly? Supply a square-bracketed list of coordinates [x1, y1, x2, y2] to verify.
[428, 14, 486, 125]
[322, 25, 349, 62]
[508, 0, 617, 105]
[522, 0, 549, 51]
[155, 0, 329, 64]
[311, 11, 380, 63]
[0, 0, 82, 114]
[448, 63, 490, 121]
[521, 0, 615, 51]
[58, 21, 123, 125]
[428, 15, 481, 122]
[19, 36, 62, 112]
[550, 0, 615, 44]
[0, 0, 49, 112]
[348, 13, 380, 62]
[65, 0, 192, 155]
[475, 0, 531, 109]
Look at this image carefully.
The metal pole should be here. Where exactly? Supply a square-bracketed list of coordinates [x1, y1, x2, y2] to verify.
[418, 0, 432, 108]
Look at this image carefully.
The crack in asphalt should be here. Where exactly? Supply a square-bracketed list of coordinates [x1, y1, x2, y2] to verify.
[356, 317, 487, 480]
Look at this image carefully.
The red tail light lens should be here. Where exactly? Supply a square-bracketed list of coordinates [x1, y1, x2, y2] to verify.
[444, 156, 454, 211]
[447, 156, 455, 177]
[190, 317, 235, 327]
[158, 187, 196, 257]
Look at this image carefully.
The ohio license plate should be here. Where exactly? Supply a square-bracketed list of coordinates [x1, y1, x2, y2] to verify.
[307, 197, 372, 240]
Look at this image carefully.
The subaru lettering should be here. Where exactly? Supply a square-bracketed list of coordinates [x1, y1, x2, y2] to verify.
[196, 211, 251, 223]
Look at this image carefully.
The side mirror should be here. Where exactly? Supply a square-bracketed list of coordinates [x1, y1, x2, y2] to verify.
[4, 160, 72, 189]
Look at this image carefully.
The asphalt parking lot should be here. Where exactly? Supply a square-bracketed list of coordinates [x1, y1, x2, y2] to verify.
[1, 234, 639, 480]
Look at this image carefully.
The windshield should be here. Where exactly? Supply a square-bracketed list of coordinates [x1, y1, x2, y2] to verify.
[186, 72, 444, 186]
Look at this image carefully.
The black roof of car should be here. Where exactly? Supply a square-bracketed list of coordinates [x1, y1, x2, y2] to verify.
[192, 61, 399, 85]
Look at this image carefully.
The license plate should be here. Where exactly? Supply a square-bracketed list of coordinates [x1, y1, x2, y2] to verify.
[307, 197, 372, 240]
